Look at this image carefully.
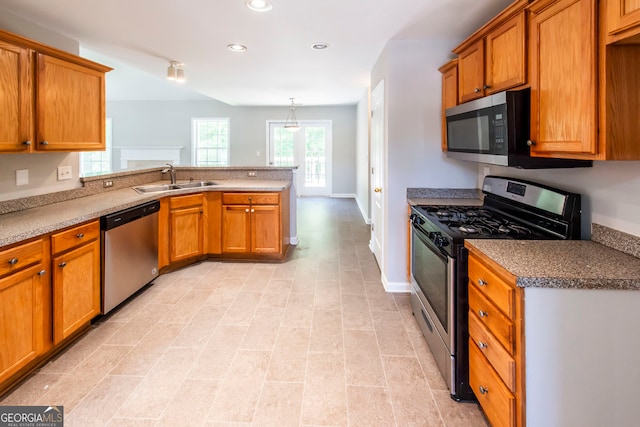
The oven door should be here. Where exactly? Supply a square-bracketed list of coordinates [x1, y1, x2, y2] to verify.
[410, 224, 455, 353]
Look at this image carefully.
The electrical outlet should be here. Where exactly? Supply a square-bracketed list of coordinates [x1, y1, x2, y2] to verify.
[247, 171, 257, 177]
[103, 180, 114, 188]
[57, 165, 72, 181]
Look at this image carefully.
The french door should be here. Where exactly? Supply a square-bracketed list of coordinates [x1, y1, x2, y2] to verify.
[268, 121, 332, 196]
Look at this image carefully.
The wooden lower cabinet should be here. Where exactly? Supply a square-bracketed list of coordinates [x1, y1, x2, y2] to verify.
[466, 244, 524, 427]
[0, 238, 49, 386]
[222, 192, 282, 255]
[168, 194, 204, 262]
[51, 221, 100, 344]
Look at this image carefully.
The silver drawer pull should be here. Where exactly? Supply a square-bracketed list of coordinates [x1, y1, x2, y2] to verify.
[479, 386, 489, 395]
[8, 258, 18, 265]
[76, 233, 84, 239]
[478, 310, 488, 318]
[23, 140, 32, 146]
[251, 209, 255, 213]
[58, 262, 67, 268]
[478, 279, 487, 287]
[477, 341, 488, 350]
[245, 208, 249, 213]
[38, 270, 46, 276]
[40, 141, 49, 145]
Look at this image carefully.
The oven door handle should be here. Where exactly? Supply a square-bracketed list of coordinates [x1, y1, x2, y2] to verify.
[412, 224, 450, 260]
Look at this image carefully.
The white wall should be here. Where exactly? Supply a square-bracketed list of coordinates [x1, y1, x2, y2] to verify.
[370, 39, 478, 288]
[107, 101, 357, 195]
[355, 90, 371, 221]
[0, 12, 84, 201]
[478, 162, 640, 238]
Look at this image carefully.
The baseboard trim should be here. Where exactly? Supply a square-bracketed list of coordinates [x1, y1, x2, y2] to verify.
[355, 196, 371, 225]
[381, 272, 411, 293]
[290, 236, 299, 245]
[330, 193, 356, 198]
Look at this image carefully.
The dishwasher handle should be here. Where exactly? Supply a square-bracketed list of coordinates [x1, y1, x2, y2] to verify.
[101, 200, 160, 230]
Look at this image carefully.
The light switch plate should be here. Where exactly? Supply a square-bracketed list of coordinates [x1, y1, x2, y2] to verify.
[16, 169, 28, 186]
[57, 165, 72, 181]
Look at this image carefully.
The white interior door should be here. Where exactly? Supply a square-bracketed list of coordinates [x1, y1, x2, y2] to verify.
[370, 81, 384, 266]
[268, 121, 332, 196]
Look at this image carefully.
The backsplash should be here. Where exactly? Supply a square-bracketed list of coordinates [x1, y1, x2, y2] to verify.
[591, 224, 640, 259]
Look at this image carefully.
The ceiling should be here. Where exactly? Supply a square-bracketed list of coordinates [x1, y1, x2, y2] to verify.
[0, 0, 513, 106]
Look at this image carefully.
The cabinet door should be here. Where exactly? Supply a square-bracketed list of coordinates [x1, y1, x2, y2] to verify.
[170, 206, 203, 262]
[251, 205, 281, 254]
[35, 53, 105, 152]
[222, 205, 250, 253]
[52, 240, 100, 344]
[0, 41, 33, 153]
[0, 265, 48, 384]
[529, 0, 597, 157]
[607, 0, 640, 36]
[439, 60, 458, 151]
[485, 12, 526, 94]
[458, 40, 485, 103]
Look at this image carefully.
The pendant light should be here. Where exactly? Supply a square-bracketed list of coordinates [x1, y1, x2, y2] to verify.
[284, 98, 300, 132]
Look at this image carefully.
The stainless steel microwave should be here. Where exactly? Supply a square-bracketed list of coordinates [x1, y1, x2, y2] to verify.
[445, 88, 591, 169]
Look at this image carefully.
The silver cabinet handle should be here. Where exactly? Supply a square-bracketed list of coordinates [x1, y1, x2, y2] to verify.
[251, 209, 255, 213]
[479, 386, 489, 395]
[478, 310, 488, 318]
[245, 208, 249, 213]
[527, 140, 536, 146]
[38, 270, 46, 276]
[76, 233, 84, 239]
[40, 141, 49, 145]
[8, 258, 18, 265]
[474, 88, 481, 93]
[483, 84, 491, 90]
[58, 261, 67, 268]
[477, 341, 488, 349]
[23, 140, 31, 146]
[478, 279, 487, 287]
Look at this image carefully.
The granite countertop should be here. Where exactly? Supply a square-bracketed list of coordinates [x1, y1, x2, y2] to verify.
[0, 179, 290, 248]
[465, 239, 640, 290]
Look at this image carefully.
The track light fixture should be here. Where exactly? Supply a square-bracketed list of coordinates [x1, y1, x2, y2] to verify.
[167, 61, 185, 83]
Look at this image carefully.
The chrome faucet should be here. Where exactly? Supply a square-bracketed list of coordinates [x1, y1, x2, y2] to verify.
[162, 163, 177, 184]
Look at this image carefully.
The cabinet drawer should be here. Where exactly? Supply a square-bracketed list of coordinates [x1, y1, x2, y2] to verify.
[469, 310, 516, 392]
[51, 220, 100, 255]
[469, 342, 516, 427]
[0, 239, 44, 277]
[468, 254, 515, 318]
[222, 192, 279, 205]
[169, 193, 204, 210]
[469, 284, 514, 353]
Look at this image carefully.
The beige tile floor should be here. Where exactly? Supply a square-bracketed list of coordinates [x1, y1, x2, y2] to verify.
[1, 197, 488, 426]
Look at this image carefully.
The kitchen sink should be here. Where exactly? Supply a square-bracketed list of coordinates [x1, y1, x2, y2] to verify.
[133, 181, 218, 194]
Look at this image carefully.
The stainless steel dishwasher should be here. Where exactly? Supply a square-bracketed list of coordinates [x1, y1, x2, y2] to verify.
[101, 200, 160, 314]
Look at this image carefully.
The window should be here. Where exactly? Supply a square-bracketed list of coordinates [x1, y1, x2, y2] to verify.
[192, 118, 230, 166]
[80, 118, 112, 176]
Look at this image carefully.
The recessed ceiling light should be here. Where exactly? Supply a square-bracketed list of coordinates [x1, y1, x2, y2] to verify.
[246, 0, 273, 12]
[227, 44, 247, 53]
[311, 42, 330, 50]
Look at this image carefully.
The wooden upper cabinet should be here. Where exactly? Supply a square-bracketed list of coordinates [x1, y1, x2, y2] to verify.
[607, 0, 640, 41]
[485, 12, 527, 94]
[453, 2, 529, 104]
[0, 30, 111, 154]
[457, 41, 485, 103]
[0, 41, 33, 152]
[438, 60, 458, 151]
[35, 54, 106, 152]
[528, 0, 598, 158]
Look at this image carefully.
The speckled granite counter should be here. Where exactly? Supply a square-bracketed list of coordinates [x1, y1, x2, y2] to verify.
[406, 188, 483, 206]
[465, 239, 640, 290]
[0, 179, 290, 248]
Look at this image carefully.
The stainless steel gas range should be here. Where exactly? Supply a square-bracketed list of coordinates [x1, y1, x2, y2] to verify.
[409, 176, 582, 401]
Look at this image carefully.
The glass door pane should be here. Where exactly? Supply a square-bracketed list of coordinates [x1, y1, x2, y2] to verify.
[304, 127, 326, 187]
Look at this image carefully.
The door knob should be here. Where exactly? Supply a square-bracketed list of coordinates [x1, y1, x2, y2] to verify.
[374, 187, 382, 193]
